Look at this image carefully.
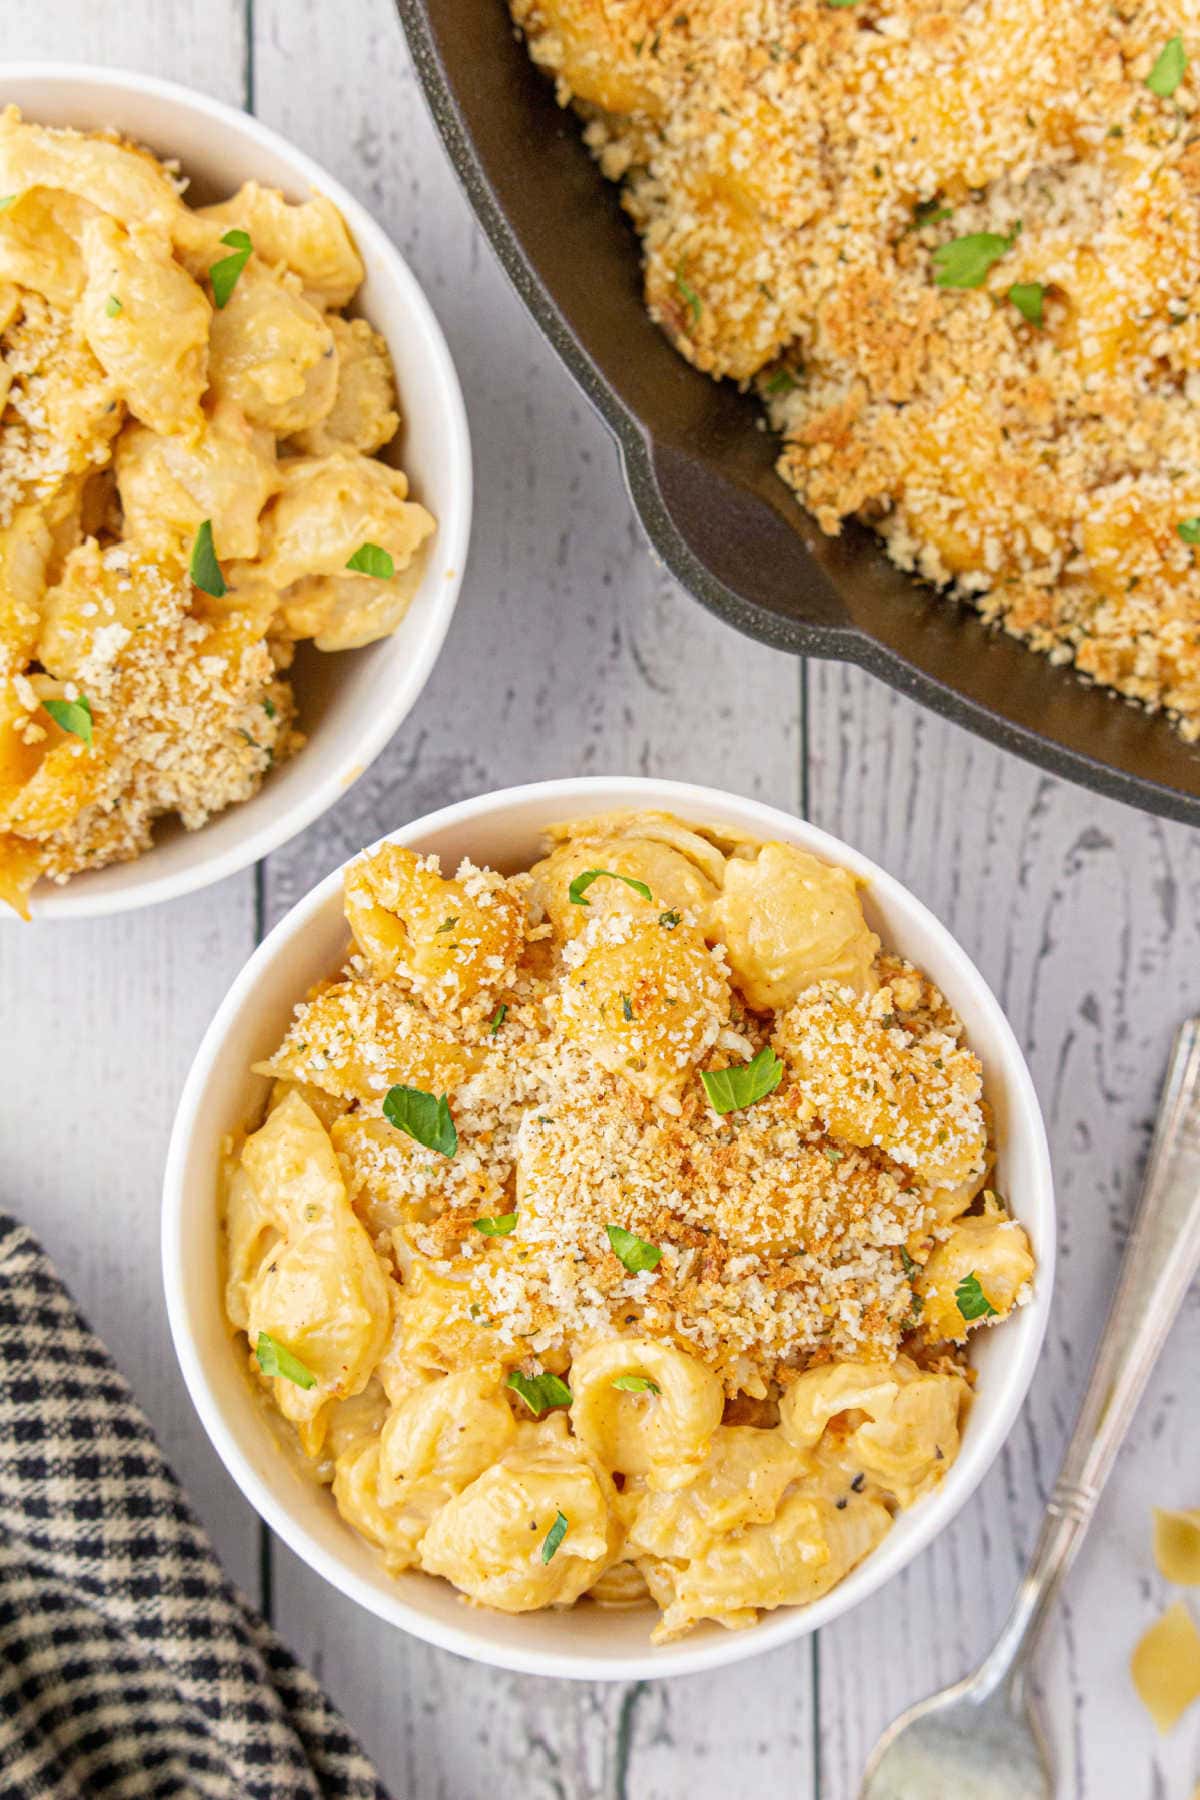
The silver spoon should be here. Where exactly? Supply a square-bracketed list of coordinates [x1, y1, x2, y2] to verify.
[861, 1014, 1200, 1800]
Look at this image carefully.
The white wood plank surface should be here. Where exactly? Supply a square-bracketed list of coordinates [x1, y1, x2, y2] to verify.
[1, 2, 1197, 1795]
[807, 666, 1200, 1800]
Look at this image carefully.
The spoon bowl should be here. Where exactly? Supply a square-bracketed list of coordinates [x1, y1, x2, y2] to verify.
[861, 1673, 1051, 1800]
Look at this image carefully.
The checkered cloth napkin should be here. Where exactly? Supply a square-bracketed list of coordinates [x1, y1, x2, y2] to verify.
[0, 1213, 391, 1800]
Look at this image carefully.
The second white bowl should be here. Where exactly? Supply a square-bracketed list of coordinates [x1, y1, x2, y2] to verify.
[163, 776, 1055, 1679]
[2, 64, 472, 918]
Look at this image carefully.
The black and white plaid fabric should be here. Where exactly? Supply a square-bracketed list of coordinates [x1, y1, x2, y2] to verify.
[0, 1213, 392, 1800]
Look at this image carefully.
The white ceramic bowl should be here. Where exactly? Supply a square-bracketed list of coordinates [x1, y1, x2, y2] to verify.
[2, 64, 471, 918]
[163, 777, 1055, 1680]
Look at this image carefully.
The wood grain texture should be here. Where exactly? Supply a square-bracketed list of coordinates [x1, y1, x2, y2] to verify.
[1, 0, 1196, 1794]
[807, 662, 1200, 1799]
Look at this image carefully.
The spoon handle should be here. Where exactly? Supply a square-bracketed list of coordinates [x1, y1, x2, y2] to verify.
[983, 1014, 1200, 1698]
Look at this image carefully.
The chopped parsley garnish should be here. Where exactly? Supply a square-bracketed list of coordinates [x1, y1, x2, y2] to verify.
[823, 1146, 844, 1164]
[567, 868, 653, 906]
[346, 541, 395, 579]
[190, 519, 226, 598]
[506, 1369, 573, 1416]
[620, 992, 634, 1021]
[1008, 282, 1045, 328]
[908, 198, 954, 231]
[1178, 518, 1200, 546]
[900, 1246, 918, 1276]
[541, 1510, 569, 1563]
[209, 228, 252, 308]
[383, 1083, 458, 1158]
[42, 695, 93, 748]
[606, 1223, 663, 1274]
[955, 1271, 998, 1321]
[763, 365, 802, 395]
[0, 195, 15, 210]
[932, 224, 1021, 290]
[612, 1374, 660, 1395]
[700, 1044, 783, 1115]
[263, 696, 278, 719]
[488, 1002, 508, 1036]
[473, 1212, 517, 1236]
[1146, 35, 1188, 98]
[675, 262, 702, 326]
[255, 1331, 317, 1389]
[435, 916, 459, 933]
[658, 909, 681, 929]
[104, 295, 123, 317]
[826, 0, 859, 7]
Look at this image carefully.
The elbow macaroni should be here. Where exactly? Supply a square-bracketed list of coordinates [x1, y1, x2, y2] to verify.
[0, 106, 436, 914]
[222, 811, 1034, 1639]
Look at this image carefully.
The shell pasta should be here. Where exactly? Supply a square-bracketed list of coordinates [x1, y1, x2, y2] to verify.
[223, 812, 1034, 1640]
[0, 107, 435, 913]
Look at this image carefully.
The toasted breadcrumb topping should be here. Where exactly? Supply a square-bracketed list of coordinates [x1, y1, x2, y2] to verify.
[513, 0, 1200, 738]
[255, 840, 1009, 1398]
[0, 109, 428, 913]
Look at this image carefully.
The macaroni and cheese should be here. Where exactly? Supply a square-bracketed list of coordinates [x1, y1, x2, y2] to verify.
[512, 0, 1200, 739]
[222, 812, 1034, 1641]
[0, 107, 435, 913]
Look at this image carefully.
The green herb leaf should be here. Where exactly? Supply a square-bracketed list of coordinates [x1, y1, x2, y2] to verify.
[209, 227, 252, 308]
[506, 1369, 573, 1416]
[675, 262, 702, 326]
[263, 696, 278, 719]
[932, 224, 1020, 290]
[190, 519, 226, 598]
[0, 195, 15, 211]
[658, 909, 681, 928]
[700, 1044, 784, 1115]
[488, 1003, 508, 1037]
[435, 916, 459, 934]
[1146, 34, 1188, 98]
[383, 1084, 458, 1157]
[606, 1223, 662, 1274]
[346, 542, 396, 579]
[568, 868, 653, 907]
[955, 1271, 998, 1321]
[823, 1146, 844, 1164]
[255, 1331, 317, 1389]
[908, 198, 954, 231]
[612, 1374, 661, 1394]
[826, 0, 859, 7]
[42, 695, 93, 748]
[763, 365, 802, 395]
[541, 1510, 568, 1563]
[1178, 518, 1200, 545]
[473, 1212, 517, 1237]
[900, 1246, 918, 1276]
[1008, 282, 1045, 327]
[620, 992, 634, 1021]
[104, 294, 123, 317]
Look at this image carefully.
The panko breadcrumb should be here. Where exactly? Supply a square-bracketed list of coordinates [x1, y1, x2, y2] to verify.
[248, 825, 1028, 1399]
[225, 814, 1036, 1639]
[513, 0, 1200, 738]
[0, 106, 435, 912]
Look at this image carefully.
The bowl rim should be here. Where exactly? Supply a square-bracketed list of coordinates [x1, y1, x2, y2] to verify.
[394, 0, 1200, 831]
[1, 60, 473, 918]
[163, 774, 1056, 1681]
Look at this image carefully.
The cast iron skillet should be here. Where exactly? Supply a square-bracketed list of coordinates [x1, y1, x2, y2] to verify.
[397, 0, 1200, 826]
